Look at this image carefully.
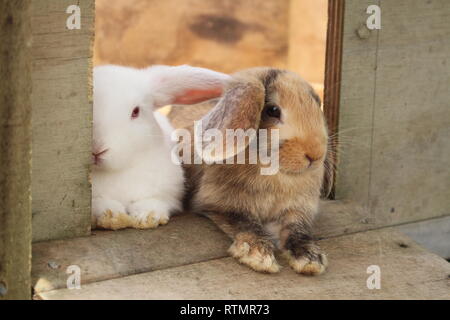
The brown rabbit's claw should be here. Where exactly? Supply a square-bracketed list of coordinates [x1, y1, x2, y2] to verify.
[283, 250, 328, 276]
[228, 233, 280, 274]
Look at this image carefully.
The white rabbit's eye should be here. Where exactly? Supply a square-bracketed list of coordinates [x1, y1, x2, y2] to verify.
[131, 106, 140, 119]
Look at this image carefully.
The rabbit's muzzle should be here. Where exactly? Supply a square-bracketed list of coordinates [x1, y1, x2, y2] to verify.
[279, 137, 326, 173]
[92, 148, 109, 166]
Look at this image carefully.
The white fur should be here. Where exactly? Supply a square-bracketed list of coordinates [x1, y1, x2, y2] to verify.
[91, 64, 230, 229]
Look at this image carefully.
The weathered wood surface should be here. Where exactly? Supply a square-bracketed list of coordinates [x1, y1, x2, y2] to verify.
[32, 214, 231, 293]
[0, 0, 32, 300]
[396, 216, 450, 260]
[323, 0, 344, 196]
[366, 0, 450, 224]
[36, 229, 450, 300]
[31, 199, 447, 295]
[32, 200, 370, 294]
[335, 0, 380, 206]
[31, 0, 94, 242]
[335, 0, 450, 225]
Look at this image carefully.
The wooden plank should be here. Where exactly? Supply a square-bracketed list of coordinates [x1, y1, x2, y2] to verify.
[32, 199, 374, 294]
[315, 200, 374, 238]
[94, 0, 289, 73]
[31, 0, 94, 242]
[32, 214, 231, 293]
[334, 0, 380, 207]
[323, 0, 345, 197]
[31, 199, 384, 294]
[323, 0, 344, 135]
[396, 216, 450, 260]
[37, 229, 450, 300]
[0, 0, 32, 300]
[335, 0, 450, 226]
[366, 0, 450, 225]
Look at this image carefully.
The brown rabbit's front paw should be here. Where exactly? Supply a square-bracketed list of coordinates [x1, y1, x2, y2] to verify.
[228, 232, 280, 273]
[283, 249, 328, 276]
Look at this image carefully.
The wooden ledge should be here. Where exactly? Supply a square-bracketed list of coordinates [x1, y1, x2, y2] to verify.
[32, 201, 450, 299]
[36, 228, 450, 300]
[32, 213, 231, 294]
[33, 200, 365, 294]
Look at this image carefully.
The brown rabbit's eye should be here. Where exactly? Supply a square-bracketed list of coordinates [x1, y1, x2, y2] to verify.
[265, 104, 281, 119]
[131, 106, 140, 119]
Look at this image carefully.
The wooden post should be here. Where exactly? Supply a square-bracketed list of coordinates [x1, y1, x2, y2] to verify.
[31, 0, 94, 242]
[323, 0, 345, 197]
[335, 0, 450, 225]
[0, 0, 32, 300]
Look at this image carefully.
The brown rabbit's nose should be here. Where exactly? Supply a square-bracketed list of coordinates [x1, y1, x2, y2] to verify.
[305, 154, 320, 167]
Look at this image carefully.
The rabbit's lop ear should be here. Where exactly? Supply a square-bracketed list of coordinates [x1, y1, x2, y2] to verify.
[202, 77, 265, 132]
[147, 65, 231, 108]
[197, 76, 266, 162]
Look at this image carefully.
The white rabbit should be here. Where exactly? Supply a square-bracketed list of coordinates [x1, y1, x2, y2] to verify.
[91, 65, 230, 230]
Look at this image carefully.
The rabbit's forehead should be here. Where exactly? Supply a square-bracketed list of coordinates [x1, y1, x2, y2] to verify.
[95, 82, 149, 112]
[94, 68, 152, 110]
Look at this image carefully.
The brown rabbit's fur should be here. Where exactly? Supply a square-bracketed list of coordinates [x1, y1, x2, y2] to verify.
[183, 68, 329, 274]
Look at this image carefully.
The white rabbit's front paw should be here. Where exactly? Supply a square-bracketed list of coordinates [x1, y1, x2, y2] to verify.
[92, 198, 133, 230]
[127, 199, 171, 229]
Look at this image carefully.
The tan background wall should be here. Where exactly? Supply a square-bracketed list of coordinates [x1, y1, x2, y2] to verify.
[94, 0, 328, 97]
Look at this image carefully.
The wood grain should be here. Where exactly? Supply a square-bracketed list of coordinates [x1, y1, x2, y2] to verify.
[334, 0, 380, 206]
[322, 0, 344, 197]
[335, 0, 450, 226]
[366, 0, 450, 225]
[36, 228, 450, 300]
[0, 0, 32, 300]
[31, 199, 422, 295]
[32, 214, 231, 293]
[31, 0, 95, 242]
[396, 216, 450, 259]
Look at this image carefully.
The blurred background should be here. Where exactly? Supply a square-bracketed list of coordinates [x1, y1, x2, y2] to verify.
[94, 0, 328, 99]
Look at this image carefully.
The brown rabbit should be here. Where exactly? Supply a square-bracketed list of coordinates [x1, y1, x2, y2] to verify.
[182, 67, 330, 275]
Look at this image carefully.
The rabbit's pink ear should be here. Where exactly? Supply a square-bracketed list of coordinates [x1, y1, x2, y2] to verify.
[148, 65, 230, 108]
[173, 88, 223, 105]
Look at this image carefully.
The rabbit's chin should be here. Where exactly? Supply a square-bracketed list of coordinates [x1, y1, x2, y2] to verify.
[278, 162, 323, 176]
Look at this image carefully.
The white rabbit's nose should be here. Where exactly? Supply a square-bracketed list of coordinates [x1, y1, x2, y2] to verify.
[92, 149, 109, 165]
[92, 149, 108, 157]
